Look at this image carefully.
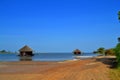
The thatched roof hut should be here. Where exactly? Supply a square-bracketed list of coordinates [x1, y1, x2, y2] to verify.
[73, 49, 81, 55]
[19, 45, 34, 56]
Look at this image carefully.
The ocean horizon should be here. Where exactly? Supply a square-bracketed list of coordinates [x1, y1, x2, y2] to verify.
[0, 53, 98, 62]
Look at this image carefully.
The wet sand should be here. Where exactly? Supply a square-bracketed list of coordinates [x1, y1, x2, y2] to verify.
[0, 57, 113, 80]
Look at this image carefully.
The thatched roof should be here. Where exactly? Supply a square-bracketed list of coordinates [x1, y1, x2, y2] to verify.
[19, 45, 33, 52]
[73, 49, 81, 53]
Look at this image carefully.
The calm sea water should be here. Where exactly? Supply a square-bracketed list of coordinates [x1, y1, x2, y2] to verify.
[0, 53, 98, 62]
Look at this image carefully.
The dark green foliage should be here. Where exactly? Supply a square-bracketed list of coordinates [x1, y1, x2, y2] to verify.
[118, 37, 120, 43]
[118, 11, 120, 21]
[93, 47, 105, 55]
[95, 48, 115, 56]
[0, 50, 7, 53]
[105, 48, 115, 56]
[0, 50, 12, 53]
[114, 43, 120, 68]
[97, 47, 105, 54]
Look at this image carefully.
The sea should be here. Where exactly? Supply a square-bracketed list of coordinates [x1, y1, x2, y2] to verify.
[0, 53, 98, 62]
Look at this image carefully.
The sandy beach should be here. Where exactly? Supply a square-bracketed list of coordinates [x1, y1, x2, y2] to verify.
[0, 56, 114, 80]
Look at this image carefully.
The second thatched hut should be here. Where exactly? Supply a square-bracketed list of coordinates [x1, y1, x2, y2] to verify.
[73, 49, 81, 55]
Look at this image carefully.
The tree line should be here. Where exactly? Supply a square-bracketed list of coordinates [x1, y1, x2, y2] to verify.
[0, 50, 14, 53]
[94, 11, 120, 68]
[94, 47, 115, 56]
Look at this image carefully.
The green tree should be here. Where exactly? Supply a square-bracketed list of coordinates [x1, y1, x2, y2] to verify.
[114, 43, 120, 68]
[97, 47, 105, 55]
[105, 48, 115, 56]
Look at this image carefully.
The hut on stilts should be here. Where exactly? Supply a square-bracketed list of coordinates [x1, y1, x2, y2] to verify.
[19, 45, 34, 56]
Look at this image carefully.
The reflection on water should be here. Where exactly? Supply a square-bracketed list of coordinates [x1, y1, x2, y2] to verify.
[19, 56, 32, 61]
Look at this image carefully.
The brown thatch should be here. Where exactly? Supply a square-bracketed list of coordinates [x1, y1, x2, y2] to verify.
[19, 45, 33, 56]
[73, 49, 81, 55]
[19, 45, 33, 52]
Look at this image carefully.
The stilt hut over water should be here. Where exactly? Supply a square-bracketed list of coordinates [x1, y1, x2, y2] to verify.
[19, 45, 34, 56]
[73, 49, 81, 55]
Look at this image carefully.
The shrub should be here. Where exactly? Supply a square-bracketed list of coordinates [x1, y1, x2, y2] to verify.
[114, 43, 120, 68]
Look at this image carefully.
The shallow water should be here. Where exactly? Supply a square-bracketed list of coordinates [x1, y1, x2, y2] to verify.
[0, 53, 98, 62]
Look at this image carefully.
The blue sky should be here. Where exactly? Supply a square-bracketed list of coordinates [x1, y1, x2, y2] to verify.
[0, 0, 120, 52]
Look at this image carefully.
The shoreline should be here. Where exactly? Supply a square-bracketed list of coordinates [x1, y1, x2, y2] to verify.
[0, 56, 115, 80]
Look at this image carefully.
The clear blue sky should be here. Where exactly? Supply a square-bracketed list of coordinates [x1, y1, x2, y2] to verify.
[0, 0, 120, 52]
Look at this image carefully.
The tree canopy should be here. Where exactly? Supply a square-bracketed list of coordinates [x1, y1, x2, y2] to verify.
[97, 47, 105, 55]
